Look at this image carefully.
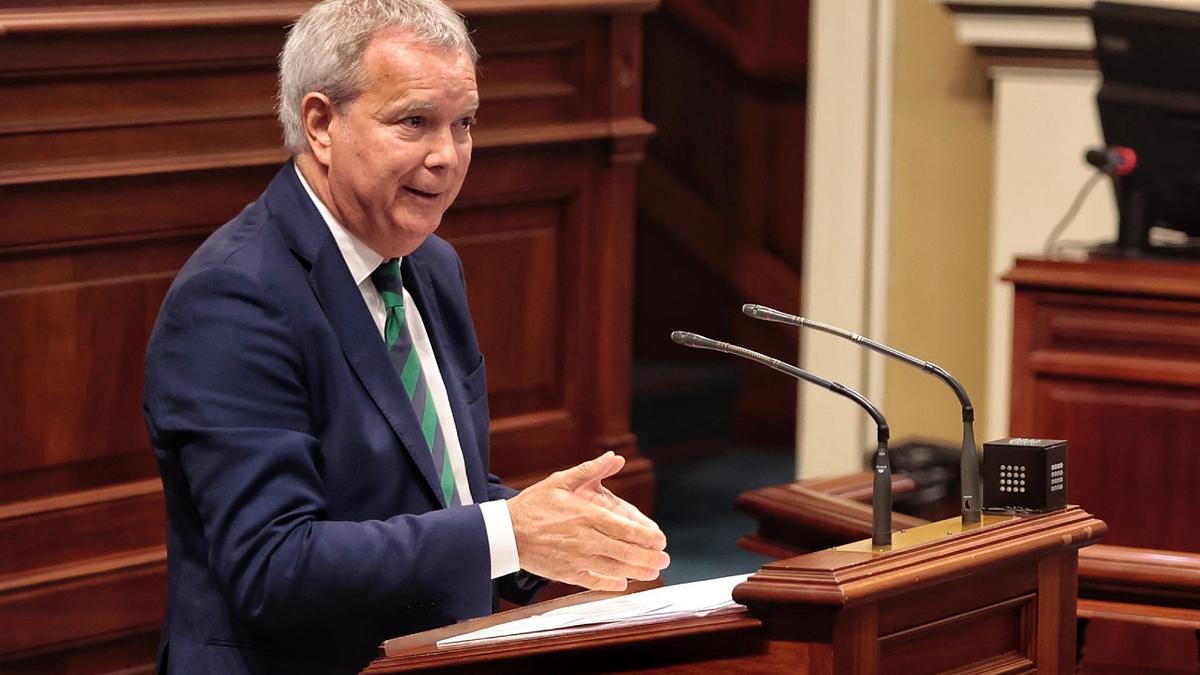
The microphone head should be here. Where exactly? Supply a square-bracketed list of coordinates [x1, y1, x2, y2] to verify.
[1085, 145, 1138, 176]
[742, 304, 766, 319]
[742, 303, 797, 325]
[671, 330, 723, 351]
[1112, 146, 1137, 176]
[670, 330, 699, 347]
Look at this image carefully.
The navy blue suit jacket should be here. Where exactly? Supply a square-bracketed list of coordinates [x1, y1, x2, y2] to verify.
[144, 163, 538, 674]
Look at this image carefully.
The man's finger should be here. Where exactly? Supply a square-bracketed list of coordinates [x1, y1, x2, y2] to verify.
[549, 451, 625, 491]
[595, 489, 660, 531]
[574, 569, 629, 592]
[587, 507, 668, 550]
[586, 537, 671, 573]
[584, 554, 664, 582]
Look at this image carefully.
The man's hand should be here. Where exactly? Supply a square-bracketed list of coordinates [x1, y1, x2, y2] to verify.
[507, 452, 669, 592]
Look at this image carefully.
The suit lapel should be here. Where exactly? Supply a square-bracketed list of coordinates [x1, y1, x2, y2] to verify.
[402, 255, 488, 501]
[267, 163, 447, 507]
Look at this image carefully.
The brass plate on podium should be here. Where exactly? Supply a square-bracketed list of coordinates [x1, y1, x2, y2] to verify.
[834, 513, 1020, 554]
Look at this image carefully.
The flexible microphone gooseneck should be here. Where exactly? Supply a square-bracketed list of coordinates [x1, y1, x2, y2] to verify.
[670, 330, 893, 547]
[741, 304, 983, 526]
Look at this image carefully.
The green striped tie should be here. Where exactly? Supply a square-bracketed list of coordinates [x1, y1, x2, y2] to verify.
[371, 258, 460, 507]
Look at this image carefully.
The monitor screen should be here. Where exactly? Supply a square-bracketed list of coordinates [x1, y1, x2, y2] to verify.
[1092, 1, 1200, 257]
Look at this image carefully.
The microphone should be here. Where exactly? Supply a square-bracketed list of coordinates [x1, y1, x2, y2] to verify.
[1085, 145, 1137, 176]
[742, 304, 983, 526]
[670, 330, 893, 547]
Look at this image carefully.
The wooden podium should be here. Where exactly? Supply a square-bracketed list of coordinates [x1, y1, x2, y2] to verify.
[362, 507, 1104, 674]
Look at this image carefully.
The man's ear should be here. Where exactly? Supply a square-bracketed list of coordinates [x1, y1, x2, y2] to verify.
[301, 92, 336, 166]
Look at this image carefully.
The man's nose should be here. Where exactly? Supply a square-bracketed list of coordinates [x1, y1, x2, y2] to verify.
[423, 127, 459, 170]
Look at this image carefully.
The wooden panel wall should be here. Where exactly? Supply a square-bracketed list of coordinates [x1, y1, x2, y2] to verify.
[635, 0, 809, 444]
[0, 2, 656, 672]
[1007, 255, 1200, 673]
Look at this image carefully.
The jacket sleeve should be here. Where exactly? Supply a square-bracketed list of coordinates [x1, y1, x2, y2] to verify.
[145, 264, 493, 628]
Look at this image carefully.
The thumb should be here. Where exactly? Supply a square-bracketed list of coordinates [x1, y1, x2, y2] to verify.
[553, 451, 625, 491]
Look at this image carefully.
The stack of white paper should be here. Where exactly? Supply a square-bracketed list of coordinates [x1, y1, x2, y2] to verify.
[438, 573, 750, 648]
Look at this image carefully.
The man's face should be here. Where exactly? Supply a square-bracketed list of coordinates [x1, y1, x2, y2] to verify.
[321, 30, 477, 257]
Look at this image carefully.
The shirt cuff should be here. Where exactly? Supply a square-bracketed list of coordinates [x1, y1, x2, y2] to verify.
[479, 499, 520, 579]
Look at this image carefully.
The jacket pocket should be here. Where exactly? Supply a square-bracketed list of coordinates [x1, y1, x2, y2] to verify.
[462, 356, 487, 405]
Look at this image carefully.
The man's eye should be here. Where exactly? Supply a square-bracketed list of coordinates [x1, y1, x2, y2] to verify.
[399, 117, 424, 128]
[457, 117, 477, 130]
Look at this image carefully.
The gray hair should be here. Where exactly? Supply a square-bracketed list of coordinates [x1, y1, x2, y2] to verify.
[277, 0, 478, 154]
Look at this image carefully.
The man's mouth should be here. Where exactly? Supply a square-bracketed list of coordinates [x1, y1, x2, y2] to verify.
[404, 187, 440, 199]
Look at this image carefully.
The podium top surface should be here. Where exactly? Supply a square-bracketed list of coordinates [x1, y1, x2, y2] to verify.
[736, 505, 1105, 610]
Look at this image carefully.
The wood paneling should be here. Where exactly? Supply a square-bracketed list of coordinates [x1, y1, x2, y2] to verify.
[636, 0, 808, 443]
[0, 1, 655, 671]
[1006, 256, 1200, 553]
[1006, 255, 1200, 672]
[879, 594, 1033, 674]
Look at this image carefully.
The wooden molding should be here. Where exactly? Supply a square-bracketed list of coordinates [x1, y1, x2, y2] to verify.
[735, 506, 1105, 610]
[0, 547, 165, 656]
[1004, 255, 1200, 300]
[936, 0, 1094, 72]
[0, 3, 311, 34]
[0, 478, 159, 520]
[0, 480, 164, 578]
[0, 148, 287, 187]
[1028, 351, 1200, 387]
[0, 0, 659, 35]
[660, 0, 808, 82]
[1079, 545, 1200, 599]
[4, 121, 652, 189]
[938, 0, 1200, 72]
[0, 547, 164, 595]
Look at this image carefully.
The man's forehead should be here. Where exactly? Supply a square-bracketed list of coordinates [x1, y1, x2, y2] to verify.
[364, 28, 476, 71]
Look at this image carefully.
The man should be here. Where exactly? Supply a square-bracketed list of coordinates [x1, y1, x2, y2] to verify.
[142, 1, 669, 672]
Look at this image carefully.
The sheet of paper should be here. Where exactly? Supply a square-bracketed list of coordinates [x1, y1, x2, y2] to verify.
[437, 573, 750, 647]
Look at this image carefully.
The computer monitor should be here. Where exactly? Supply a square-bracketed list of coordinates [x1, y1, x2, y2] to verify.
[1091, 1, 1200, 258]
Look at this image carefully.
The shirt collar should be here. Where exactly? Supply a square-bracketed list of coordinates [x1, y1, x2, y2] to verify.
[294, 164, 390, 286]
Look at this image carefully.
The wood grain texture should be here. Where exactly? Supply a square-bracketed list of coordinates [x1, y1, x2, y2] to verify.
[635, 1, 808, 442]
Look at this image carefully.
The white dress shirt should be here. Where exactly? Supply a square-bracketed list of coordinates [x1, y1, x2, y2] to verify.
[296, 167, 519, 580]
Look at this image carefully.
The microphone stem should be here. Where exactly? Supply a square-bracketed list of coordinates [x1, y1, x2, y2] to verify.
[872, 438, 892, 547]
[961, 420, 982, 524]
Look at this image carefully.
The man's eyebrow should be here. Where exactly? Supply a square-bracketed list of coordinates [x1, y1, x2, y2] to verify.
[388, 99, 480, 116]
[394, 99, 438, 115]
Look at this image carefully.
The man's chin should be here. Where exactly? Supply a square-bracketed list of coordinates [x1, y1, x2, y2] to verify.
[381, 217, 443, 253]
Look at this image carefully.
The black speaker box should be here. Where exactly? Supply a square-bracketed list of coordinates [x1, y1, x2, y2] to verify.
[982, 438, 1067, 513]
